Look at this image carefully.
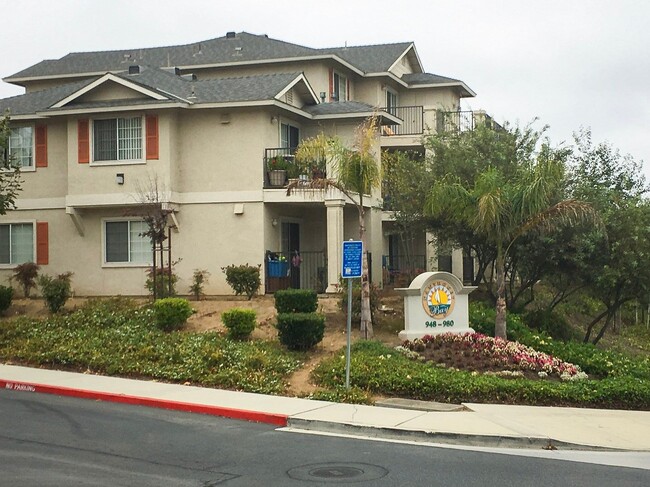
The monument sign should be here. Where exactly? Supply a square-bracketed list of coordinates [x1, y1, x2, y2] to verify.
[396, 271, 476, 340]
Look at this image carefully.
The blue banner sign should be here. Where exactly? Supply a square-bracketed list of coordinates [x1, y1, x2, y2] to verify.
[342, 240, 363, 279]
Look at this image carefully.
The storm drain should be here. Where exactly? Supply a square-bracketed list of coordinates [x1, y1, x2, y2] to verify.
[287, 463, 388, 483]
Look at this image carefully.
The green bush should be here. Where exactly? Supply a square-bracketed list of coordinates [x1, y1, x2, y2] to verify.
[222, 308, 256, 340]
[222, 264, 261, 300]
[274, 289, 318, 313]
[153, 298, 193, 331]
[38, 273, 73, 313]
[276, 312, 325, 350]
[524, 309, 579, 342]
[0, 285, 13, 313]
[339, 279, 379, 322]
[189, 269, 210, 300]
[12, 262, 39, 298]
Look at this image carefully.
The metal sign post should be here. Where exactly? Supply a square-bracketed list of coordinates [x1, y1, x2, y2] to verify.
[342, 240, 363, 390]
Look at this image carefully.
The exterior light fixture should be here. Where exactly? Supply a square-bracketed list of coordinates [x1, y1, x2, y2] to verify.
[116, 173, 125, 185]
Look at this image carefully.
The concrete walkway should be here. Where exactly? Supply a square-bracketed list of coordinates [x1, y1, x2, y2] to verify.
[1, 364, 649, 452]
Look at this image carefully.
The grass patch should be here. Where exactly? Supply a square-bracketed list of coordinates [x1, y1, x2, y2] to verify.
[0, 298, 301, 395]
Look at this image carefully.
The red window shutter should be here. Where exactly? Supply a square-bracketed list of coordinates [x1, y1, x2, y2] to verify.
[35, 125, 48, 167]
[328, 68, 334, 102]
[36, 222, 49, 265]
[146, 115, 159, 160]
[78, 119, 89, 163]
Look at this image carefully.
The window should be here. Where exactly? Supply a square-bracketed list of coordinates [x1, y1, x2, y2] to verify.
[332, 72, 348, 102]
[281, 123, 300, 149]
[8, 127, 33, 168]
[93, 117, 142, 162]
[0, 223, 34, 264]
[386, 90, 398, 112]
[104, 220, 151, 264]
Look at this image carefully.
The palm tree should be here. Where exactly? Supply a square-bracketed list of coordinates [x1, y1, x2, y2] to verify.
[426, 154, 598, 340]
[288, 117, 380, 338]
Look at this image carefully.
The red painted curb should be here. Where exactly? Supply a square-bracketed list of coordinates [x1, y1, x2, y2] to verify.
[0, 378, 288, 427]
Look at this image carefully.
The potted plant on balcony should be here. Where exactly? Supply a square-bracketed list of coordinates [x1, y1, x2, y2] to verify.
[268, 155, 290, 186]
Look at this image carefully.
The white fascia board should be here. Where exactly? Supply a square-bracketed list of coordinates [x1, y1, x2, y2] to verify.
[176, 54, 365, 77]
[3, 71, 114, 85]
[187, 100, 275, 110]
[364, 72, 408, 88]
[36, 102, 185, 117]
[275, 73, 320, 104]
[312, 110, 402, 125]
[50, 73, 168, 108]
[4, 114, 50, 121]
[408, 81, 477, 97]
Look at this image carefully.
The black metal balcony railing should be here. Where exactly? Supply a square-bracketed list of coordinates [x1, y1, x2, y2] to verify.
[380, 106, 424, 136]
[263, 147, 328, 188]
[382, 254, 426, 285]
[436, 110, 501, 134]
[265, 250, 327, 293]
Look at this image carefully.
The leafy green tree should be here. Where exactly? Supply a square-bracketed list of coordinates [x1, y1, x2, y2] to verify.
[291, 117, 380, 338]
[568, 130, 650, 344]
[0, 112, 24, 214]
[426, 123, 597, 339]
[381, 150, 433, 280]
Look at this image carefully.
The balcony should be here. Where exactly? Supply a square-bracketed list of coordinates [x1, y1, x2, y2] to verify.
[263, 147, 326, 189]
[380, 106, 424, 136]
[436, 110, 501, 133]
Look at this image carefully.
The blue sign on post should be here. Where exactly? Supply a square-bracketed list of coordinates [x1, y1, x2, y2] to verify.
[342, 240, 363, 279]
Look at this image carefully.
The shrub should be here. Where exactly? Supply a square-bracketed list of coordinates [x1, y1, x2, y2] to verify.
[222, 308, 257, 340]
[38, 272, 73, 313]
[222, 263, 261, 300]
[189, 269, 210, 301]
[12, 262, 40, 298]
[276, 312, 325, 350]
[153, 298, 193, 331]
[524, 308, 579, 341]
[274, 289, 318, 313]
[0, 285, 13, 313]
[145, 266, 178, 298]
[339, 279, 379, 322]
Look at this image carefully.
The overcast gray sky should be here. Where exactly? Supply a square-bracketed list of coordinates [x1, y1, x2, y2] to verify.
[1, 0, 648, 178]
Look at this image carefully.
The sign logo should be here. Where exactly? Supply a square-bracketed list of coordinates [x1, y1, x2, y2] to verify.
[422, 280, 455, 319]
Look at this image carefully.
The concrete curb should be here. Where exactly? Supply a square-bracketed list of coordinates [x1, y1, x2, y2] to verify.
[0, 378, 288, 427]
[286, 418, 622, 452]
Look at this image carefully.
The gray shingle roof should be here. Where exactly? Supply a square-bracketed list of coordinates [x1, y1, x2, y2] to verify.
[0, 78, 95, 115]
[402, 73, 463, 85]
[6, 32, 412, 80]
[302, 101, 378, 116]
[0, 68, 306, 116]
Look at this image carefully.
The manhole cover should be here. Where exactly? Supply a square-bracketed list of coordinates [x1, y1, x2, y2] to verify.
[287, 463, 388, 483]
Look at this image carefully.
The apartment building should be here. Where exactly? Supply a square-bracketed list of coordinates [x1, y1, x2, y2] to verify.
[0, 32, 479, 296]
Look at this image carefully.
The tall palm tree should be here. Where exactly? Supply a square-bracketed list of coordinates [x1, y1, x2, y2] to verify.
[289, 117, 380, 338]
[426, 154, 598, 339]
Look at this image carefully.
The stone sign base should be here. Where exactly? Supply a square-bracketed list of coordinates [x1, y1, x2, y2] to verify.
[396, 271, 476, 341]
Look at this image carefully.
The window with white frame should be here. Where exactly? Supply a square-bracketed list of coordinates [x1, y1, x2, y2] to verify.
[0, 223, 34, 264]
[332, 71, 348, 102]
[7, 127, 33, 168]
[104, 220, 151, 264]
[93, 117, 142, 162]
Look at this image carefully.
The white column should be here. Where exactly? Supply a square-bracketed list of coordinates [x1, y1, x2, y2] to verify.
[325, 199, 345, 293]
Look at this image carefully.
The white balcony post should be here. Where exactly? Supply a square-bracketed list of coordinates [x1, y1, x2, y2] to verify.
[325, 198, 345, 293]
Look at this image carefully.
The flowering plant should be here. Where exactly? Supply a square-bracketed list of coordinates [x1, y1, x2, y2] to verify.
[268, 155, 291, 172]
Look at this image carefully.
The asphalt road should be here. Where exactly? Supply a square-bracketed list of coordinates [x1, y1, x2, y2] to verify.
[0, 389, 648, 486]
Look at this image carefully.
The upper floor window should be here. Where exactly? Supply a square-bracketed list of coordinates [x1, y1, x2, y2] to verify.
[0, 223, 34, 264]
[386, 90, 398, 111]
[8, 127, 33, 168]
[93, 117, 142, 162]
[281, 123, 300, 149]
[332, 71, 348, 102]
[104, 219, 151, 264]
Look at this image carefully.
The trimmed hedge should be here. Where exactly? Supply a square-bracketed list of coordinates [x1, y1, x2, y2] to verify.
[153, 298, 193, 331]
[274, 289, 318, 313]
[276, 312, 325, 350]
[222, 308, 256, 340]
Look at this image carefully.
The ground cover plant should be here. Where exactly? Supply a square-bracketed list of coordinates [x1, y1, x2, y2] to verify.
[0, 298, 301, 394]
